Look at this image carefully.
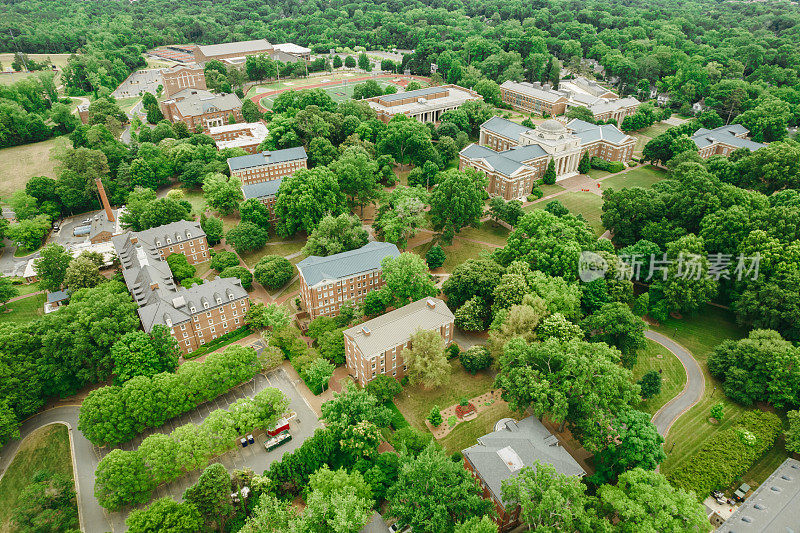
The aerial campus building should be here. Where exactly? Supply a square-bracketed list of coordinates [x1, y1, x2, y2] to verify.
[459, 117, 634, 199]
[690, 124, 765, 158]
[227, 147, 308, 219]
[208, 121, 269, 153]
[161, 64, 207, 97]
[342, 297, 455, 386]
[366, 84, 483, 123]
[193, 39, 306, 66]
[160, 88, 243, 132]
[111, 221, 249, 355]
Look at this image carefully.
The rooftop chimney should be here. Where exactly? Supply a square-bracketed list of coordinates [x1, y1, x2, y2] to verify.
[426, 298, 436, 309]
[95, 178, 115, 222]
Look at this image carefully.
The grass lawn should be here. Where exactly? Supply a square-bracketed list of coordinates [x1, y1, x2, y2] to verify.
[0, 424, 77, 532]
[454, 221, 510, 247]
[240, 238, 306, 269]
[0, 53, 72, 86]
[601, 165, 667, 191]
[652, 308, 768, 477]
[0, 293, 45, 324]
[179, 188, 206, 216]
[632, 339, 687, 416]
[633, 134, 652, 154]
[254, 75, 420, 109]
[12, 282, 41, 297]
[394, 360, 499, 435]
[13, 245, 43, 258]
[0, 137, 68, 198]
[526, 191, 605, 236]
[538, 183, 565, 196]
[115, 96, 140, 114]
[635, 122, 671, 138]
[439, 401, 521, 454]
[587, 168, 611, 179]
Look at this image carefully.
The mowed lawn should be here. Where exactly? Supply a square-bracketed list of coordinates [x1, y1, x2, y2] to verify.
[0, 424, 77, 532]
[601, 165, 668, 190]
[0, 53, 72, 86]
[651, 307, 789, 487]
[526, 191, 605, 236]
[632, 338, 687, 416]
[0, 137, 68, 198]
[0, 294, 46, 325]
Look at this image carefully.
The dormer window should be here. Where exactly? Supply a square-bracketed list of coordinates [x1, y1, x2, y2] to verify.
[166, 238, 172, 244]
[156, 240, 161, 246]
[186, 231, 192, 238]
[190, 306, 196, 313]
[216, 297, 222, 304]
[229, 293, 235, 300]
[203, 302, 209, 309]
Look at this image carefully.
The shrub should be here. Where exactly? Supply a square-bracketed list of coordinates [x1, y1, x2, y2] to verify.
[527, 187, 543, 202]
[210, 250, 240, 272]
[226, 222, 268, 254]
[254, 255, 293, 290]
[638, 370, 662, 399]
[710, 402, 725, 422]
[219, 266, 253, 290]
[608, 161, 626, 173]
[445, 342, 460, 360]
[459, 345, 493, 375]
[366, 374, 403, 403]
[386, 400, 410, 430]
[426, 245, 446, 269]
[428, 405, 442, 427]
[666, 411, 782, 498]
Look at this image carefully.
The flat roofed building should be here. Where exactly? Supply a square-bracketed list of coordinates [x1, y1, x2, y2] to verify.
[462, 417, 586, 532]
[366, 84, 483, 123]
[297, 241, 400, 319]
[273, 43, 312, 60]
[112, 221, 248, 355]
[160, 89, 243, 132]
[241, 179, 282, 220]
[717, 458, 800, 532]
[194, 39, 274, 65]
[691, 124, 765, 159]
[227, 146, 308, 185]
[161, 64, 206, 97]
[500, 80, 568, 116]
[342, 297, 454, 386]
[209, 121, 268, 154]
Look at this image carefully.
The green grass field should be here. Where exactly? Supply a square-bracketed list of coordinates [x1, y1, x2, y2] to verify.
[587, 168, 611, 179]
[632, 339, 687, 416]
[258, 79, 405, 109]
[0, 424, 77, 533]
[0, 294, 45, 324]
[455, 221, 510, 247]
[526, 191, 605, 236]
[538, 183, 566, 196]
[0, 54, 72, 86]
[601, 165, 667, 190]
[0, 137, 68, 198]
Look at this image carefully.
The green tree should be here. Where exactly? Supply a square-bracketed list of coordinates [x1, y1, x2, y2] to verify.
[111, 326, 180, 384]
[501, 462, 600, 532]
[380, 252, 438, 307]
[321, 382, 392, 431]
[402, 328, 449, 389]
[597, 468, 707, 532]
[652, 234, 718, 316]
[460, 345, 493, 375]
[12, 471, 78, 533]
[377, 115, 437, 168]
[388, 444, 491, 531]
[329, 147, 380, 212]
[126, 498, 202, 533]
[427, 405, 442, 427]
[241, 99, 261, 122]
[63, 255, 103, 290]
[183, 463, 234, 532]
[429, 168, 486, 244]
[473, 79, 500, 105]
[6, 214, 51, 251]
[226, 221, 268, 254]
[542, 158, 557, 184]
[366, 374, 403, 403]
[166, 253, 196, 282]
[220, 266, 253, 290]
[200, 214, 224, 246]
[245, 302, 289, 332]
[209, 250, 240, 272]
[303, 357, 335, 394]
[274, 167, 347, 237]
[94, 449, 155, 511]
[373, 186, 429, 249]
[253, 255, 293, 290]
[786, 410, 800, 454]
[425, 244, 446, 269]
[442, 257, 506, 310]
[592, 409, 665, 484]
[297, 466, 374, 533]
[239, 198, 272, 228]
[710, 402, 725, 421]
[390, 426, 433, 457]
[454, 295, 491, 331]
[0, 276, 19, 311]
[638, 370, 662, 399]
[582, 302, 646, 368]
[302, 213, 369, 257]
[240, 494, 297, 533]
[453, 516, 498, 533]
[203, 173, 243, 215]
[578, 151, 591, 173]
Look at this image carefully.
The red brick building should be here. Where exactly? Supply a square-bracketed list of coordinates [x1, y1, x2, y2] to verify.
[160, 89, 243, 132]
[227, 146, 308, 186]
[500, 81, 568, 116]
[342, 297, 454, 386]
[691, 124, 765, 158]
[209, 122, 268, 154]
[296, 241, 400, 319]
[161, 64, 207, 98]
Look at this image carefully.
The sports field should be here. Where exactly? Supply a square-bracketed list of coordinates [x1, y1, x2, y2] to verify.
[252, 74, 428, 109]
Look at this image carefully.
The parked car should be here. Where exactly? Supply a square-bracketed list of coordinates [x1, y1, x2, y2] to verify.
[247, 434, 254, 444]
[264, 430, 292, 451]
[733, 483, 751, 502]
[240, 437, 248, 448]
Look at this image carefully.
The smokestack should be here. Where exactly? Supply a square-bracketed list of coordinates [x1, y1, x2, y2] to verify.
[95, 178, 115, 222]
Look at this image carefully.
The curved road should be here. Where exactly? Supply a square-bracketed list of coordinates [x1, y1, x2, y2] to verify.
[646, 330, 705, 437]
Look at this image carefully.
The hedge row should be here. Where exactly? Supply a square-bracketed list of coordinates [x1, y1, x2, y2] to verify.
[78, 345, 260, 446]
[385, 401, 410, 431]
[183, 325, 252, 360]
[590, 156, 626, 173]
[95, 387, 289, 511]
[666, 410, 782, 498]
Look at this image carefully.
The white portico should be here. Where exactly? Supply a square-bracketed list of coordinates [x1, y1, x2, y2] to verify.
[519, 119, 581, 179]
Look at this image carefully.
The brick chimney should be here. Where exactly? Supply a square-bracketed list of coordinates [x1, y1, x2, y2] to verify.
[95, 178, 115, 222]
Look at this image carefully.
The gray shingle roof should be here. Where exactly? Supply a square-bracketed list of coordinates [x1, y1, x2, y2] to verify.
[197, 39, 272, 57]
[168, 89, 242, 117]
[481, 116, 532, 141]
[131, 220, 205, 249]
[297, 241, 400, 288]
[227, 147, 308, 171]
[463, 417, 586, 510]
[378, 86, 444, 103]
[342, 297, 454, 357]
[566, 119, 632, 145]
[691, 125, 764, 152]
[47, 290, 69, 304]
[719, 458, 800, 532]
[500, 80, 566, 103]
[460, 142, 547, 178]
[241, 179, 282, 200]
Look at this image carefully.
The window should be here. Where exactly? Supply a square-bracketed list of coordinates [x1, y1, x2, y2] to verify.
[193, 316, 199, 322]
[206, 311, 211, 318]
[180, 324, 186, 330]
[211, 326, 216, 333]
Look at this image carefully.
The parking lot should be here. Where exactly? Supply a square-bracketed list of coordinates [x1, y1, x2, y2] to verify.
[104, 363, 320, 530]
[112, 68, 167, 99]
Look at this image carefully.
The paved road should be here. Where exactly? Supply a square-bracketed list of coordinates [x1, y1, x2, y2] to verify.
[0, 361, 319, 533]
[646, 330, 705, 437]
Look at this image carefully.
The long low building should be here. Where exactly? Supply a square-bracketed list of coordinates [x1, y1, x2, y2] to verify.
[227, 146, 308, 186]
[209, 122, 268, 153]
[343, 297, 454, 386]
[691, 124, 765, 158]
[366, 84, 483, 123]
[461, 117, 634, 199]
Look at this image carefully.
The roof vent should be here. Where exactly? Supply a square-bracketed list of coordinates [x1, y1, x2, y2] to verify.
[172, 296, 186, 307]
[770, 486, 782, 492]
[150, 282, 159, 290]
[741, 517, 753, 524]
[782, 475, 793, 481]
[753, 504, 766, 510]
[361, 326, 371, 336]
[426, 298, 436, 309]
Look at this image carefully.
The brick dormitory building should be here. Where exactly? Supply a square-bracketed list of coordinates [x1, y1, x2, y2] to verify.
[296, 241, 400, 319]
[160, 89, 243, 132]
[112, 220, 250, 355]
[227, 146, 308, 219]
[459, 117, 635, 199]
